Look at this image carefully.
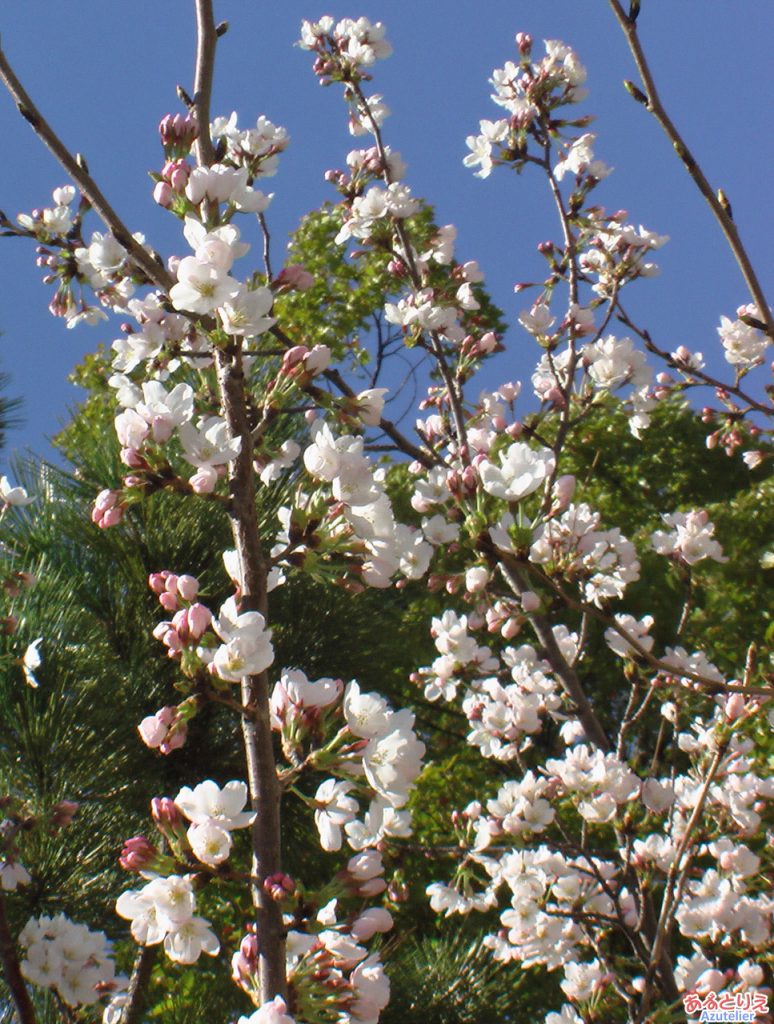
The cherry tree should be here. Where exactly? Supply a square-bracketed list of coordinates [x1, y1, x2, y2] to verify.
[0, 3, 771, 1024]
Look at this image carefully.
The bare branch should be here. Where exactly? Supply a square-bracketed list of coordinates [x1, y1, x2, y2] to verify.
[634, 742, 727, 1022]
[0, 42, 173, 295]
[193, 0, 218, 166]
[608, 0, 773, 338]
[258, 212, 274, 280]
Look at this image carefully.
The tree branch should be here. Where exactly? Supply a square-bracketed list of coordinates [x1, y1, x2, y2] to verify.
[634, 742, 726, 1022]
[489, 545, 612, 751]
[188, 1, 286, 999]
[614, 300, 773, 417]
[193, 0, 218, 166]
[120, 944, 157, 1024]
[215, 346, 287, 1001]
[0, 41, 173, 294]
[0, 891, 37, 1024]
[348, 80, 470, 458]
[608, 0, 773, 337]
[267, 323, 437, 468]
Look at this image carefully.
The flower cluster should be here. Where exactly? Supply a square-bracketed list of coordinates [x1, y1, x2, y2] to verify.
[651, 509, 727, 565]
[116, 874, 219, 965]
[529, 503, 641, 605]
[19, 915, 123, 1007]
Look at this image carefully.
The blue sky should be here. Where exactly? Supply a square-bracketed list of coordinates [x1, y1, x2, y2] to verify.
[0, 2, 771, 464]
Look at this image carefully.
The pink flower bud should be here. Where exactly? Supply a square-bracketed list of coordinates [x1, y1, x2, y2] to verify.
[138, 713, 168, 749]
[521, 591, 540, 612]
[478, 331, 497, 353]
[160, 722, 187, 753]
[176, 574, 199, 602]
[232, 932, 259, 984]
[151, 796, 185, 835]
[305, 345, 332, 375]
[120, 447, 146, 468]
[119, 836, 158, 872]
[100, 506, 124, 528]
[94, 489, 119, 512]
[263, 872, 295, 901]
[724, 693, 746, 721]
[190, 466, 217, 494]
[153, 181, 174, 207]
[461, 466, 478, 494]
[274, 264, 314, 291]
[159, 591, 179, 612]
[501, 617, 521, 640]
[169, 166, 190, 192]
[164, 629, 183, 652]
[465, 566, 489, 593]
[148, 572, 169, 594]
[515, 31, 532, 54]
[187, 602, 212, 638]
[151, 416, 174, 444]
[553, 474, 576, 511]
[281, 345, 309, 372]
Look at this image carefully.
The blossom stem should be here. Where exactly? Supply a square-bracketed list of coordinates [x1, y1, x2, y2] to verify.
[348, 79, 470, 458]
[267, 323, 436, 467]
[0, 890, 38, 1024]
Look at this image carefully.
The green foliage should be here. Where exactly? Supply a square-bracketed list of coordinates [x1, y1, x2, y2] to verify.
[275, 205, 396, 370]
[382, 931, 554, 1024]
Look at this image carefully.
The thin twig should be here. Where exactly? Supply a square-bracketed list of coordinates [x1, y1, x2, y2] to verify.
[258, 212, 273, 280]
[615, 301, 772, 417]
[608, 0, 773, 337]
